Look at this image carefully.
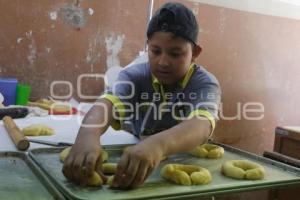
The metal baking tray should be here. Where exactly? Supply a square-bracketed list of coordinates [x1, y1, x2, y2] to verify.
[28, 143, 300, 200]
[0, 151, 65, 200]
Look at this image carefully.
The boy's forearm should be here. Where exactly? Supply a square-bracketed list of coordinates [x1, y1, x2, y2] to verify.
[75, 99, 114, 144]
[144, 117, 212, 157]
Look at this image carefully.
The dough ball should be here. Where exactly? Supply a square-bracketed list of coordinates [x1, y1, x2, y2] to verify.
[190, 144, 224, 159]
[22, 124, 54, 136]
[161, 164, 212, 186]
[221, 160, 265, 180]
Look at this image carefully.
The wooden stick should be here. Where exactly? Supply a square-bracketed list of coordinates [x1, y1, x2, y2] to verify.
[3, 116, 30, 151]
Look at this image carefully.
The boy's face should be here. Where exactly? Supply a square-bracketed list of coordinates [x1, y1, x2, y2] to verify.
[148, 32, 201, 86]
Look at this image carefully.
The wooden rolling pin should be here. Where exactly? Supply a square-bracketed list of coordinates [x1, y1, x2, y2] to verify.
[3, 116, 30, 151]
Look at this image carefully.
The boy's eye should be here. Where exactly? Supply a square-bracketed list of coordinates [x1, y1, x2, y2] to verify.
[151, 49, 161, 55]
[170, 52, 182, 58]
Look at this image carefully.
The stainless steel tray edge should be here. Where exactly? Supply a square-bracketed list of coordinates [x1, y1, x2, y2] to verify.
[28, 148, 87, 200]
[0, 151, 66, 200]
[26, 154, 66, 200]
[27, 143, 300, 200]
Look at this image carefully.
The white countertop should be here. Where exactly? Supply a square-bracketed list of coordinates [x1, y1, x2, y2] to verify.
[281, 126, 300, 133]
[0, 115, 139, 152]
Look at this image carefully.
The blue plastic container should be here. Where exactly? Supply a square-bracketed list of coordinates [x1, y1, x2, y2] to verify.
[0, 78, 18, 106]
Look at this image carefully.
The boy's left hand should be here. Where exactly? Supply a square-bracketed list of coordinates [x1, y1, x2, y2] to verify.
[112, 141, 164, 189]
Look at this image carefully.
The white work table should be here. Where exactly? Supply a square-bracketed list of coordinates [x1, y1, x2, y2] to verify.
[0, 115, 139, 152]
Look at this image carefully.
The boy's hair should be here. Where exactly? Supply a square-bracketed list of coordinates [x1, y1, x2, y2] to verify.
[147, 2, 199, 45]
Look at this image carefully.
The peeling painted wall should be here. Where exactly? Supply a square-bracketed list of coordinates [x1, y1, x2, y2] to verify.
[0, 0, 148, 100]
[105, 34, 125, 69]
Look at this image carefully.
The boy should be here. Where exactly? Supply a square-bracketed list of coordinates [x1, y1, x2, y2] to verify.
[63, 2, 221, 189]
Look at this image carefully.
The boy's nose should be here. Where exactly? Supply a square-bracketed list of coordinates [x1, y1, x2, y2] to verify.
[158, 53, 170, 67]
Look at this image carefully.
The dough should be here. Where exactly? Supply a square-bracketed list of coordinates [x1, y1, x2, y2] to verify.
[59, 147, 108, 163]
[161, 164, 212, 186]
[22, 124, 54, 136]
[221, 160, 265, 180]
[101, 150, 108, 163]
[102, 163, 117, 174]
[59, 147, 114, 187]
[29, 99, 73, 113]
[190, 144, 224, 159]
[86, 172, 103, 186]
[87, 163, 117, 187]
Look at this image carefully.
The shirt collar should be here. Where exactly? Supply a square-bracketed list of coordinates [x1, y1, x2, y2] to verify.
[151, 63, 195, 92]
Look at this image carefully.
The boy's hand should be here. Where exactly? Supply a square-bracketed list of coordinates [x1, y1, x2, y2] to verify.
[112, 141, 164, 189]
[62, 141, 107, 186]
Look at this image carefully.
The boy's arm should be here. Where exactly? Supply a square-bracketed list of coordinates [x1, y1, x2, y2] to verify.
[149, 116, 211, 156]
[113, 116, 211, 189]
[62, 99, 114, 185]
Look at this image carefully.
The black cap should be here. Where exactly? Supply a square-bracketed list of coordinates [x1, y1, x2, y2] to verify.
[147, 2, 199, 45]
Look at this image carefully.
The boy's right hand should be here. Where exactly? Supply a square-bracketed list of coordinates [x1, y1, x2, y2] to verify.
[62, 141, 107, 186]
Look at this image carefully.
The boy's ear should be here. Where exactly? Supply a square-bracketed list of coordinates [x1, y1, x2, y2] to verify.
[192, 45, 202, 61]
